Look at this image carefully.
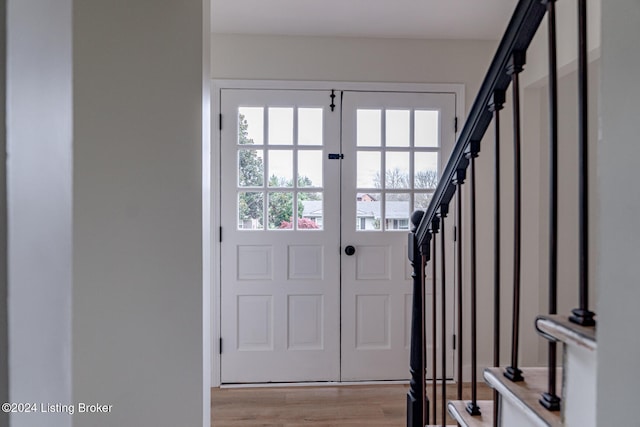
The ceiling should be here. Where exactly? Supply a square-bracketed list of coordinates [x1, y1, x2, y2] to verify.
[211, 0, 519, 40]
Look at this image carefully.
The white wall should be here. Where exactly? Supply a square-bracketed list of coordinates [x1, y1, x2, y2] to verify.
[6, 1, 74, 426]
[72, 1, 204, 426]
[7, 1, 207, 426]
[0, 1, 8, 425]
[597, 0, 640, 424]
[212, 35, 496, 110]
[523, 0, 601, 87]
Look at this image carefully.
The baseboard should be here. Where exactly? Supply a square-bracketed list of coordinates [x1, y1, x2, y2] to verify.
[220, 380, 410, 389]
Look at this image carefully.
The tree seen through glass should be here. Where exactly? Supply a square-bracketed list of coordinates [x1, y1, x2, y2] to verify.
[238, 113, 321, 230]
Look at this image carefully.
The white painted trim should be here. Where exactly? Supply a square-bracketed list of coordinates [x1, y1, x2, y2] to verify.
[219, 379, 457, 389]
[209, 79, 465, 387]
[214, 79, 464, 104]
[221, 380, 409, 389]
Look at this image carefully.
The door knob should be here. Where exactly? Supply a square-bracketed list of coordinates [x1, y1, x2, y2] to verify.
[344, 245, 356, 256]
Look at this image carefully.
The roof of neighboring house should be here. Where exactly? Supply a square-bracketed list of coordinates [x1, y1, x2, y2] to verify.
[300, 200, 410, 219]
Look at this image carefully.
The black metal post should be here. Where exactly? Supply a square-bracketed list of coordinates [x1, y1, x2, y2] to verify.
[431, 217, 440, 426]
[504, 51, 525, 383]
[466, 141, 481, 416]
[569, 0, 596, 327]
[454, 170, 465, 402]
[489, 90, 505, 425]
[540, 0, 562, 412]
[439, 206, 449, 426]
[407, 211, 430, 427]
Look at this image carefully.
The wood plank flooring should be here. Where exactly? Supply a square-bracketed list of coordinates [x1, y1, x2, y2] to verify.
[211, 383, 492, 427]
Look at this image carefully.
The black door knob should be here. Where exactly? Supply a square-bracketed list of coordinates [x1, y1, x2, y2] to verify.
[344, 245, 356, 256]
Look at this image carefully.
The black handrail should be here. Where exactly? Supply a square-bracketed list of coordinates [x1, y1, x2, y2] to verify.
[415, 0, 547, 248]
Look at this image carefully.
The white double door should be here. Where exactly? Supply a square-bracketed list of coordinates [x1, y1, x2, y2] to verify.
[220, 88, 456, 383]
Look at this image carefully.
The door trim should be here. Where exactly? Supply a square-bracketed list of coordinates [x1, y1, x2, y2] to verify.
[210, 80, 465, 387]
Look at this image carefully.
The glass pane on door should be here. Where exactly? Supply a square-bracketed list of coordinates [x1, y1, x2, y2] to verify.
[353, 108, 442, 231]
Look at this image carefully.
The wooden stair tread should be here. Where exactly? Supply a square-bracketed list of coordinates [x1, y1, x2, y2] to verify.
[484, 367, 563, 427]
[447, 400, 493, 427]
[536, 314, 596, 351]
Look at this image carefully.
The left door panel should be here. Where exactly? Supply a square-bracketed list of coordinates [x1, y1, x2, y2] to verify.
[220, 89, 341, 383]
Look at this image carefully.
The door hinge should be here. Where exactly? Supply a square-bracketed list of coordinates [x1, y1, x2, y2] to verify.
[219, 226, 222, 242]
[453, 226, 457, 242]
[219, 114, 222, 131]
[219, 337, 223, 354]
[454, 117, 458, 133]
[330, 89, 336, 112]
[328, 153, 344, 160]
[452, 334, 456, 350]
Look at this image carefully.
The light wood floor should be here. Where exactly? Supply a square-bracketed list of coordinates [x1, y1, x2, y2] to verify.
[211, 383, 493, 427]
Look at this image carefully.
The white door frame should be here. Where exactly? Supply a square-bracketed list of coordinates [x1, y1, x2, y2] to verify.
[210, 79, 465, 387]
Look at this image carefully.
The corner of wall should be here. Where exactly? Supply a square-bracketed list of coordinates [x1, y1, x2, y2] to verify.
[202, 0, 215, 422]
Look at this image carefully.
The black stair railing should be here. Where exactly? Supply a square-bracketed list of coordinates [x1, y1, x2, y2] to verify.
[504, 50, 525, 384]
[466, 142, 481, 416]
[438, 206, 449, 425]
[540, 0, 562, 412]
[430, 217, 439, 425]
[454, 169, 465, 404]
[569, 0, 596, 328]
[405, 1, 597, 426]
[488, 89, 504, 426]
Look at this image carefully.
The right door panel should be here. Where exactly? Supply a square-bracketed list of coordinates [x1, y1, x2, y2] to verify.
[340, 91, 457, 381]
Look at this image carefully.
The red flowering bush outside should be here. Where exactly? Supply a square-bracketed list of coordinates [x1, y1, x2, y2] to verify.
[278, 218, 320, 229]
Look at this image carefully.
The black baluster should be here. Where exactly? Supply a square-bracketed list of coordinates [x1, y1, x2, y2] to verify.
[569, 0, 596, 327]
[439, 206, 449, 426]
[504, 51, 526, 383]
[540, 0, 562, 412]
[466, 141, 481, 416]
[489, 90, 505, 424]
[453, 170, 465, 402]
[407, 211, 430, 427]
[431, 217, 440, 425]
[422, 250, 429, 426]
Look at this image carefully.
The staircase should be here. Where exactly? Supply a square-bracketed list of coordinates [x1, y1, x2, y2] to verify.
[405, 1, 598, 426]
[448, 315, 596, 427]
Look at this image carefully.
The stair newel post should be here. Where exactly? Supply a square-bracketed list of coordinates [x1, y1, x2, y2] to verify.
[430, 216, 440, 426]
[504, 51, 526, 384]
[569, 0, 596, 327]
[466, 141, 481, 416]
[453, 170, 466, 402]
[438, 203, 451, 426]
[407, 210, 430, 427]
[540, 0, 562, 412]
[488, 89, 505, 425]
